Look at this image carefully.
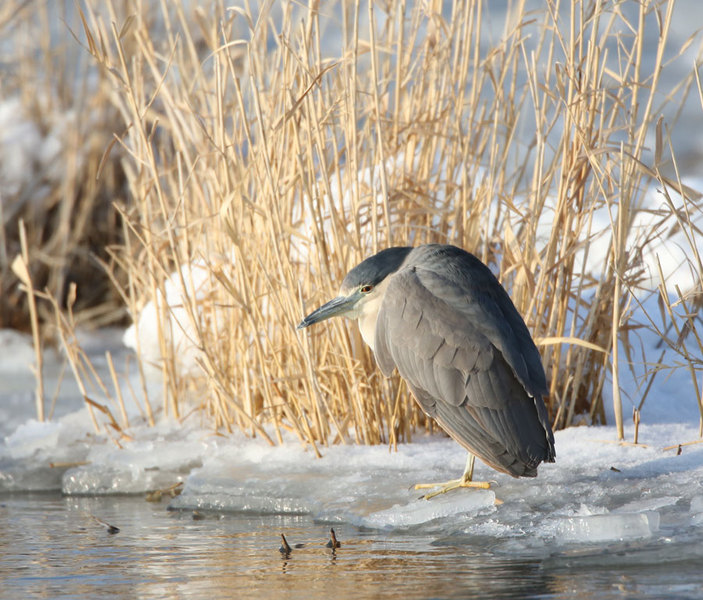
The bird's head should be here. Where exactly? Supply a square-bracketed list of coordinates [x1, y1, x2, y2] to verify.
[297, 246, 412, 329]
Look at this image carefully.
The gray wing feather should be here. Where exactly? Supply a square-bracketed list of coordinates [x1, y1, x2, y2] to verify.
[374, 249, 555, 477]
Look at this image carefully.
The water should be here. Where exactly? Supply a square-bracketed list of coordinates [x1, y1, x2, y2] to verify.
[2, 493, 702, 600]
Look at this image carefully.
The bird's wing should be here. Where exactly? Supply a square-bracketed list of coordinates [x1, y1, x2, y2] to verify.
[374, 259, 554, 476]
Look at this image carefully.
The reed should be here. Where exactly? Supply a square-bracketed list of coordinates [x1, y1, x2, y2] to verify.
[7, 0, 702, 446]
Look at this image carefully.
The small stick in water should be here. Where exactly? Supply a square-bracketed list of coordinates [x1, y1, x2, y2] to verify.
[279, 533, 293, 556]
[90, 515, 120, 534]
[326, 528, 341, 549]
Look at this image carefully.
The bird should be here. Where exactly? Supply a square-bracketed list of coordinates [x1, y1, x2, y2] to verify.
[297, 244, 555, 498]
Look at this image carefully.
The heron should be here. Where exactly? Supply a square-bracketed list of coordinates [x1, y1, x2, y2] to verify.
[297, 244, 555, 498]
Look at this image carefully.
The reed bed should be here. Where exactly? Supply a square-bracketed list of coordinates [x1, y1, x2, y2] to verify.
[0, 2, 127, 332]
[6, 0, 702, 446]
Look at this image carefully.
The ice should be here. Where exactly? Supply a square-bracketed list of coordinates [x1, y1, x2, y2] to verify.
[167, 438, 499, 531]
[356, 490, 496, 530]
[556, 511, 661, 543]
[62, 424, 205, 495]
[160, 420, 703, 550]
[615, 495, 680, 514]
[5, 420, 62, 460]
[0, 411, 701, 552]
[0, 410, 93, 491]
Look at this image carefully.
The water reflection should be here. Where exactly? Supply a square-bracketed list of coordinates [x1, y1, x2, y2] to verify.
[0, 494, 700, 600]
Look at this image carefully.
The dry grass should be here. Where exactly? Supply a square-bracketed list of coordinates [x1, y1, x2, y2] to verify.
[7, 1, 703, 445]
[0, 2, 127, 332]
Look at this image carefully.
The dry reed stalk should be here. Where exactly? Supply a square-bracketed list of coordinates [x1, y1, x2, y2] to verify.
[106, 350, 129, 429]
[12, 220, 44, 422]
[44, 291, 99, 434]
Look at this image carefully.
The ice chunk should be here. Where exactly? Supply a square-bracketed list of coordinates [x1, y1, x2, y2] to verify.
[355, 490, 496, 530]
[0, 412, 94, 492]
[61, 428, 205, 495]
[0, 459, 65, 492]
[690, 496, 703, 514]
[615, 495, 679, 514]
[171, 473, 313, 514]
[557, 511, 660, 543]
[690, 496, 703, 526]
[5, 420, 61, 460]
[62, 463, 188, 496]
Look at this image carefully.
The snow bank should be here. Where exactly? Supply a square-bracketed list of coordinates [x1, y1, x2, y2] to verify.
[122, 255, 236, 378]
[508, 176, 703, 294]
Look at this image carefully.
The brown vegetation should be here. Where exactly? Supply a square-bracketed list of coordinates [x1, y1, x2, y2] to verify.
[4, 1, 702, 445]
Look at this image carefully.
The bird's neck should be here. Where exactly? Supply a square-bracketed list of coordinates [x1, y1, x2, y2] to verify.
[355, 276, 394, 352]
[358, 309, 378, 351]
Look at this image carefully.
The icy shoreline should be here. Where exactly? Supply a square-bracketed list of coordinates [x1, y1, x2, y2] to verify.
[2, 321, 703, 554]
[2, 387, 702, 553]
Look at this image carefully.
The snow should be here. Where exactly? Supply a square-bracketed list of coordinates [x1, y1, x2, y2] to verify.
[517, 177, 703, 294]
[122, 257, 233, 378]
[0, 99, 45, 205]
[0, 98, 84, 225]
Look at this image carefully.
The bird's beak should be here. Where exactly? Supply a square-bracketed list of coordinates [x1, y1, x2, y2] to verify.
[297, 293, 358, 329]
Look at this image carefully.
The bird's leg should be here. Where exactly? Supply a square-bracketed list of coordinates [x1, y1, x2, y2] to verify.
[462, 452, 475, 482]
[414, 453, 491, 500]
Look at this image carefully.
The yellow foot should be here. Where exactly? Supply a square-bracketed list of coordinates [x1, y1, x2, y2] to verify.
[414, 478, 491, 500]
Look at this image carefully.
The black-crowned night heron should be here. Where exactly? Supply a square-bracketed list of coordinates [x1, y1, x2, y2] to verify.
[298, 244, 555, 498]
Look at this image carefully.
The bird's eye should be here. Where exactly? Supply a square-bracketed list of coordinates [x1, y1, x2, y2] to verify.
[360, 284, 374, 293]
